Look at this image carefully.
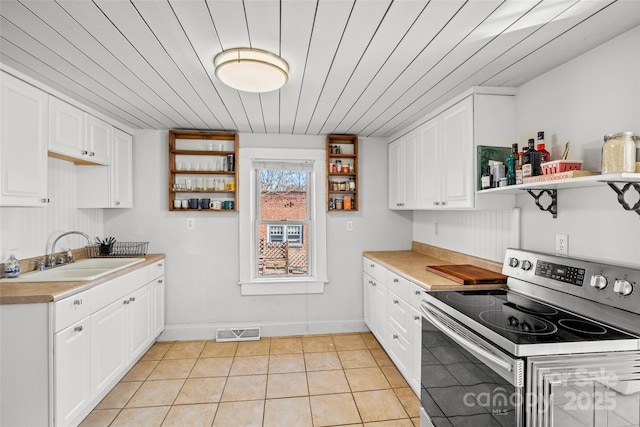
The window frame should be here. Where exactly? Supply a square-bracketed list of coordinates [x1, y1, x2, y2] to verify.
[238, 147, 327, 295]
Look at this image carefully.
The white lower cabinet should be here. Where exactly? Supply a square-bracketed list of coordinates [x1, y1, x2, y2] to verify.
[363, 257, 424, 396]
[0, 258, 165, 427]
[54, 318, 92, 427]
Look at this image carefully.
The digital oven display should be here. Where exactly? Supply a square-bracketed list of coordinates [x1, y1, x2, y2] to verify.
[535, 261, 586, 286]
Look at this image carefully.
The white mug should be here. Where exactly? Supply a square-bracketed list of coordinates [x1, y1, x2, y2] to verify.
[173, 199, 181, 209]
[210, 200, 222, 210]
[181, 199, 188, 209]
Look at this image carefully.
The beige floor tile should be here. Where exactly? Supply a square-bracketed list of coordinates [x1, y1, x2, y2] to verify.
[174, 377, 227, 404]
[360, 332, 382, 349]
[163, 340, 205, 359]
[302, 335, 335, 353]
[270, 337, 303, 354]
[126, 379, 184, 408]
[394, 388, 421, 418]
[201, 341, 238, 358]
[110, 406, 170, 427]
[121, 360, 159, 382]
[310, 393, 362, 427]
[221, 375, 267, 401]
[307, 370, 350, 395]
[268, 353, 305, 373]
[190, 357, 233, 377]
[353, 390, 408, 422]
[96, 382, 142, 409]
[304, 351, 342, 371]
[263, 397, 312, 427]
[236, 338, 271, 356]
[147, 358, 196, 380]
[140, 342, 173, 361]
[411, 416, 420, 426]
[78, 409, 120, 427]
[370, 348, 394, 367]
[161, 403, 218, 427]
[381, 365, 410, 388]
[338, 349, 377, 369]
[364, 419, 414, 427]
[332, 333, 368, 351]
[345, 367, 391, 392]
[229, 355, 269, 376]
[213, 400, 264, 427]
[266, 372, 308, 398]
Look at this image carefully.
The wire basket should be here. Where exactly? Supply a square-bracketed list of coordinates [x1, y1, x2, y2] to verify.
[87, 242, 149, 258]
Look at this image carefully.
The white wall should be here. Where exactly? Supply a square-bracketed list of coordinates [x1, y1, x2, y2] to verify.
[414, 25, 640, 266]
[0, 157, 103, 261]
[104, 131, 412, 339]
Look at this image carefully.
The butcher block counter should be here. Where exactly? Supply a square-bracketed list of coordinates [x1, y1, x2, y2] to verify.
[364, 242, 507, 291]
[0, 254, 165, 304]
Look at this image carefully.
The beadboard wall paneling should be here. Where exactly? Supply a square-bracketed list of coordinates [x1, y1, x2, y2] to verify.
[413, 209, 520, 263]
[0, 157, 103, 260]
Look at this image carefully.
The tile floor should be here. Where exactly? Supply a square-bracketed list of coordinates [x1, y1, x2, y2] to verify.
[79, 332, 421, 427]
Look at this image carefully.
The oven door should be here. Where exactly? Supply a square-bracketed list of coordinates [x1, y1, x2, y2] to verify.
[421, 302, 525, 427]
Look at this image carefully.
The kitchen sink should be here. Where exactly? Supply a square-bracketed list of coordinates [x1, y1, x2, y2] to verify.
[0, 258, 145, 282]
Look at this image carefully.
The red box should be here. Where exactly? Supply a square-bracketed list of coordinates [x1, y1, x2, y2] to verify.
[541, 160, 582, 175]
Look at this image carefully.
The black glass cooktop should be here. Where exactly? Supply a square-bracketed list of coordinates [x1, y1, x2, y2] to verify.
[427, 290, 638, 347]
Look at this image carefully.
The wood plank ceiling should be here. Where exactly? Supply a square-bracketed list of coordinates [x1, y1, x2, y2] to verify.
[1, 0, 639, 137]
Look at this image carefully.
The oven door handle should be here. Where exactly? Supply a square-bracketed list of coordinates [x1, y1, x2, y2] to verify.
[421, 304, 514, 373]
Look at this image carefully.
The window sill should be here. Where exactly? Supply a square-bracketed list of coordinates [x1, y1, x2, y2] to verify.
[238, 278, 327, 296]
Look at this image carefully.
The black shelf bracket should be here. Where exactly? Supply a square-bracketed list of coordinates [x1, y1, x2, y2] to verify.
[606, 182, 640, 216]
[525, 189, 557, 218]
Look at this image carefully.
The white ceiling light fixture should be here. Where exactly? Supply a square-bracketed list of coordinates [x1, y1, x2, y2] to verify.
[214, 48, 289, 93]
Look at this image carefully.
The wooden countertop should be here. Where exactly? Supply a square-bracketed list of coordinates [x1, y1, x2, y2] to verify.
[364, 242, 507, 292]
[0, 254, 165, 305]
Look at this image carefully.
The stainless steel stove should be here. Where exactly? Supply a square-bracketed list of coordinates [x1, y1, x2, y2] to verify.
[420, 248, 640, 427]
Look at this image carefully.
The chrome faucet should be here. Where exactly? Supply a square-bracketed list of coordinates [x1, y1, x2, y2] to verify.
[48, 231, 92, 267]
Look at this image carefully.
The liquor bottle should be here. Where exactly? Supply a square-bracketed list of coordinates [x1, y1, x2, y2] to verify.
[481, 165, 493, 190]
[537, 131, 551, 164]
[522, 139, 541, 177]
[506, 151, 517, 186]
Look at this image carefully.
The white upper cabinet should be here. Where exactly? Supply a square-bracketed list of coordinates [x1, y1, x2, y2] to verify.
[49, 97, 110, 165]
[0, 73, 49, 207]
[389, 88, 517, 210]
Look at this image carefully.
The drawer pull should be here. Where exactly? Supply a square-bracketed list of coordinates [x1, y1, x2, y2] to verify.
[393, 299, 398, 304]
[415, 290, 421, 295]
[371, 282, 376, 287]
[123, 300, 130, 305]
[370, 264, 374, 268]
[158, 279, 163, 283]
[393, 278, 399, 283]
[414, 316, 421, 321]
[74, 326, 83, 332]
[393, 334, 398, 340]
[73, 299, 82, 305]
[129, 297, 136, 302]
[157, 263, 163, 267]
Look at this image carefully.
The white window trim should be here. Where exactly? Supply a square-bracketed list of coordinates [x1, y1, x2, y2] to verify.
[238, 147, 327, 296]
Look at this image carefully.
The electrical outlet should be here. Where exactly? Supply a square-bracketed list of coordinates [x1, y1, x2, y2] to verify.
[346, 221, 353, 231]
[556, 234, 568, 255]
[186, 218, 195, 230]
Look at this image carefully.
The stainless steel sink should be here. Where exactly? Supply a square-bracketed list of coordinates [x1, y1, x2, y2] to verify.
[0, 258, 145, 282]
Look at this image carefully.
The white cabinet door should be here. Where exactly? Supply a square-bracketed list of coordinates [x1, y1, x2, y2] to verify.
[409, 307, 422, 395]
[363, 273, 374, 331]
[111, 129, 133, 208]
[152, 277, 166, 337]
[54, 318, 91, 427]
[388, 132, 417, 210]
[86, 115, 111, 165]
[388, 139, 403, 209]
[49, 97, 86, 160]
[0, 73, 49, 207]
[129, 284, 153, 362]
[373, 277, 388, 347]
[417, 119, 440, 208]
[90, 298, 128, 400]
[440, 96, 474, 208]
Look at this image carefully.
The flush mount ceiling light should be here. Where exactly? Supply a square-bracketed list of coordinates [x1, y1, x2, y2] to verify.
[214, 48, 289, 93]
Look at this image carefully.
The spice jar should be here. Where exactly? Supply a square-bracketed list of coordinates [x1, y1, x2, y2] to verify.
[335, 198, 343, 210]
[602, 132, 638, 174]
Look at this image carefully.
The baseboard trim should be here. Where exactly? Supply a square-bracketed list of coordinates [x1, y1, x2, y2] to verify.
[157, 319, 368, 341]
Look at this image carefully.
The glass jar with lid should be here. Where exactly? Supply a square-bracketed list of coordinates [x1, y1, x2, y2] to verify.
[601, 132, 638, 174]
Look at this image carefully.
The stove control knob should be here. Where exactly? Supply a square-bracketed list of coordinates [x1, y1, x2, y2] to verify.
[521, 260, 533, 271]
[613, 279, 633, 296]
[508, 257, 520, 268]
[589, 274, 608, 290]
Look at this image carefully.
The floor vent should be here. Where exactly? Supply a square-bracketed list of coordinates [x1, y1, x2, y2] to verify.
[216, 327, 261, 342]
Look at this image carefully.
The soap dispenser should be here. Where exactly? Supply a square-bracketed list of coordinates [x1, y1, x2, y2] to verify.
[4, 250, 20, 278]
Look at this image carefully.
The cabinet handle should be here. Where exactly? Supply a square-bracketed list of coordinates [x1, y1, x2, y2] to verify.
[158, 279, 163, 283]
[415, 290, 421, 295]
[393, 278, 399, 283]
[414, 316, 421, 321]
[73, 299, 82, 305]
[434, 202, 440, 206]
[157, 263, 163, 267]
[129, 297, 135, 302]
[123, 300, 130, 305]
[393, 334, 398, 340]
[441, 201, 447, 206]
[74, 325, 83, 332]
[393, 299, 398, 304]
[81, 150, 88, 155]
[40, 198, 50, 203]
[115, 201, 120, 206]
[370, 264, 374, 268]
[89, 151, 95, 156]
[371, 282, 376, 287]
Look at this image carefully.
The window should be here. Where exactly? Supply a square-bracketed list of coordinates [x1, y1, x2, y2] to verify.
[238, 147, 327, 295]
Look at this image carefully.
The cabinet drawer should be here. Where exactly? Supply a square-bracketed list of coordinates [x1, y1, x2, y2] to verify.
[387, 271, 410, 302]
[409, 283, 424, 310]
[54, 288, 98, 333]
[363, 257, 387, 283]
[152, 259, 165, 279]
[387, 321, 409, 375]
[388, 291, 409, 336]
